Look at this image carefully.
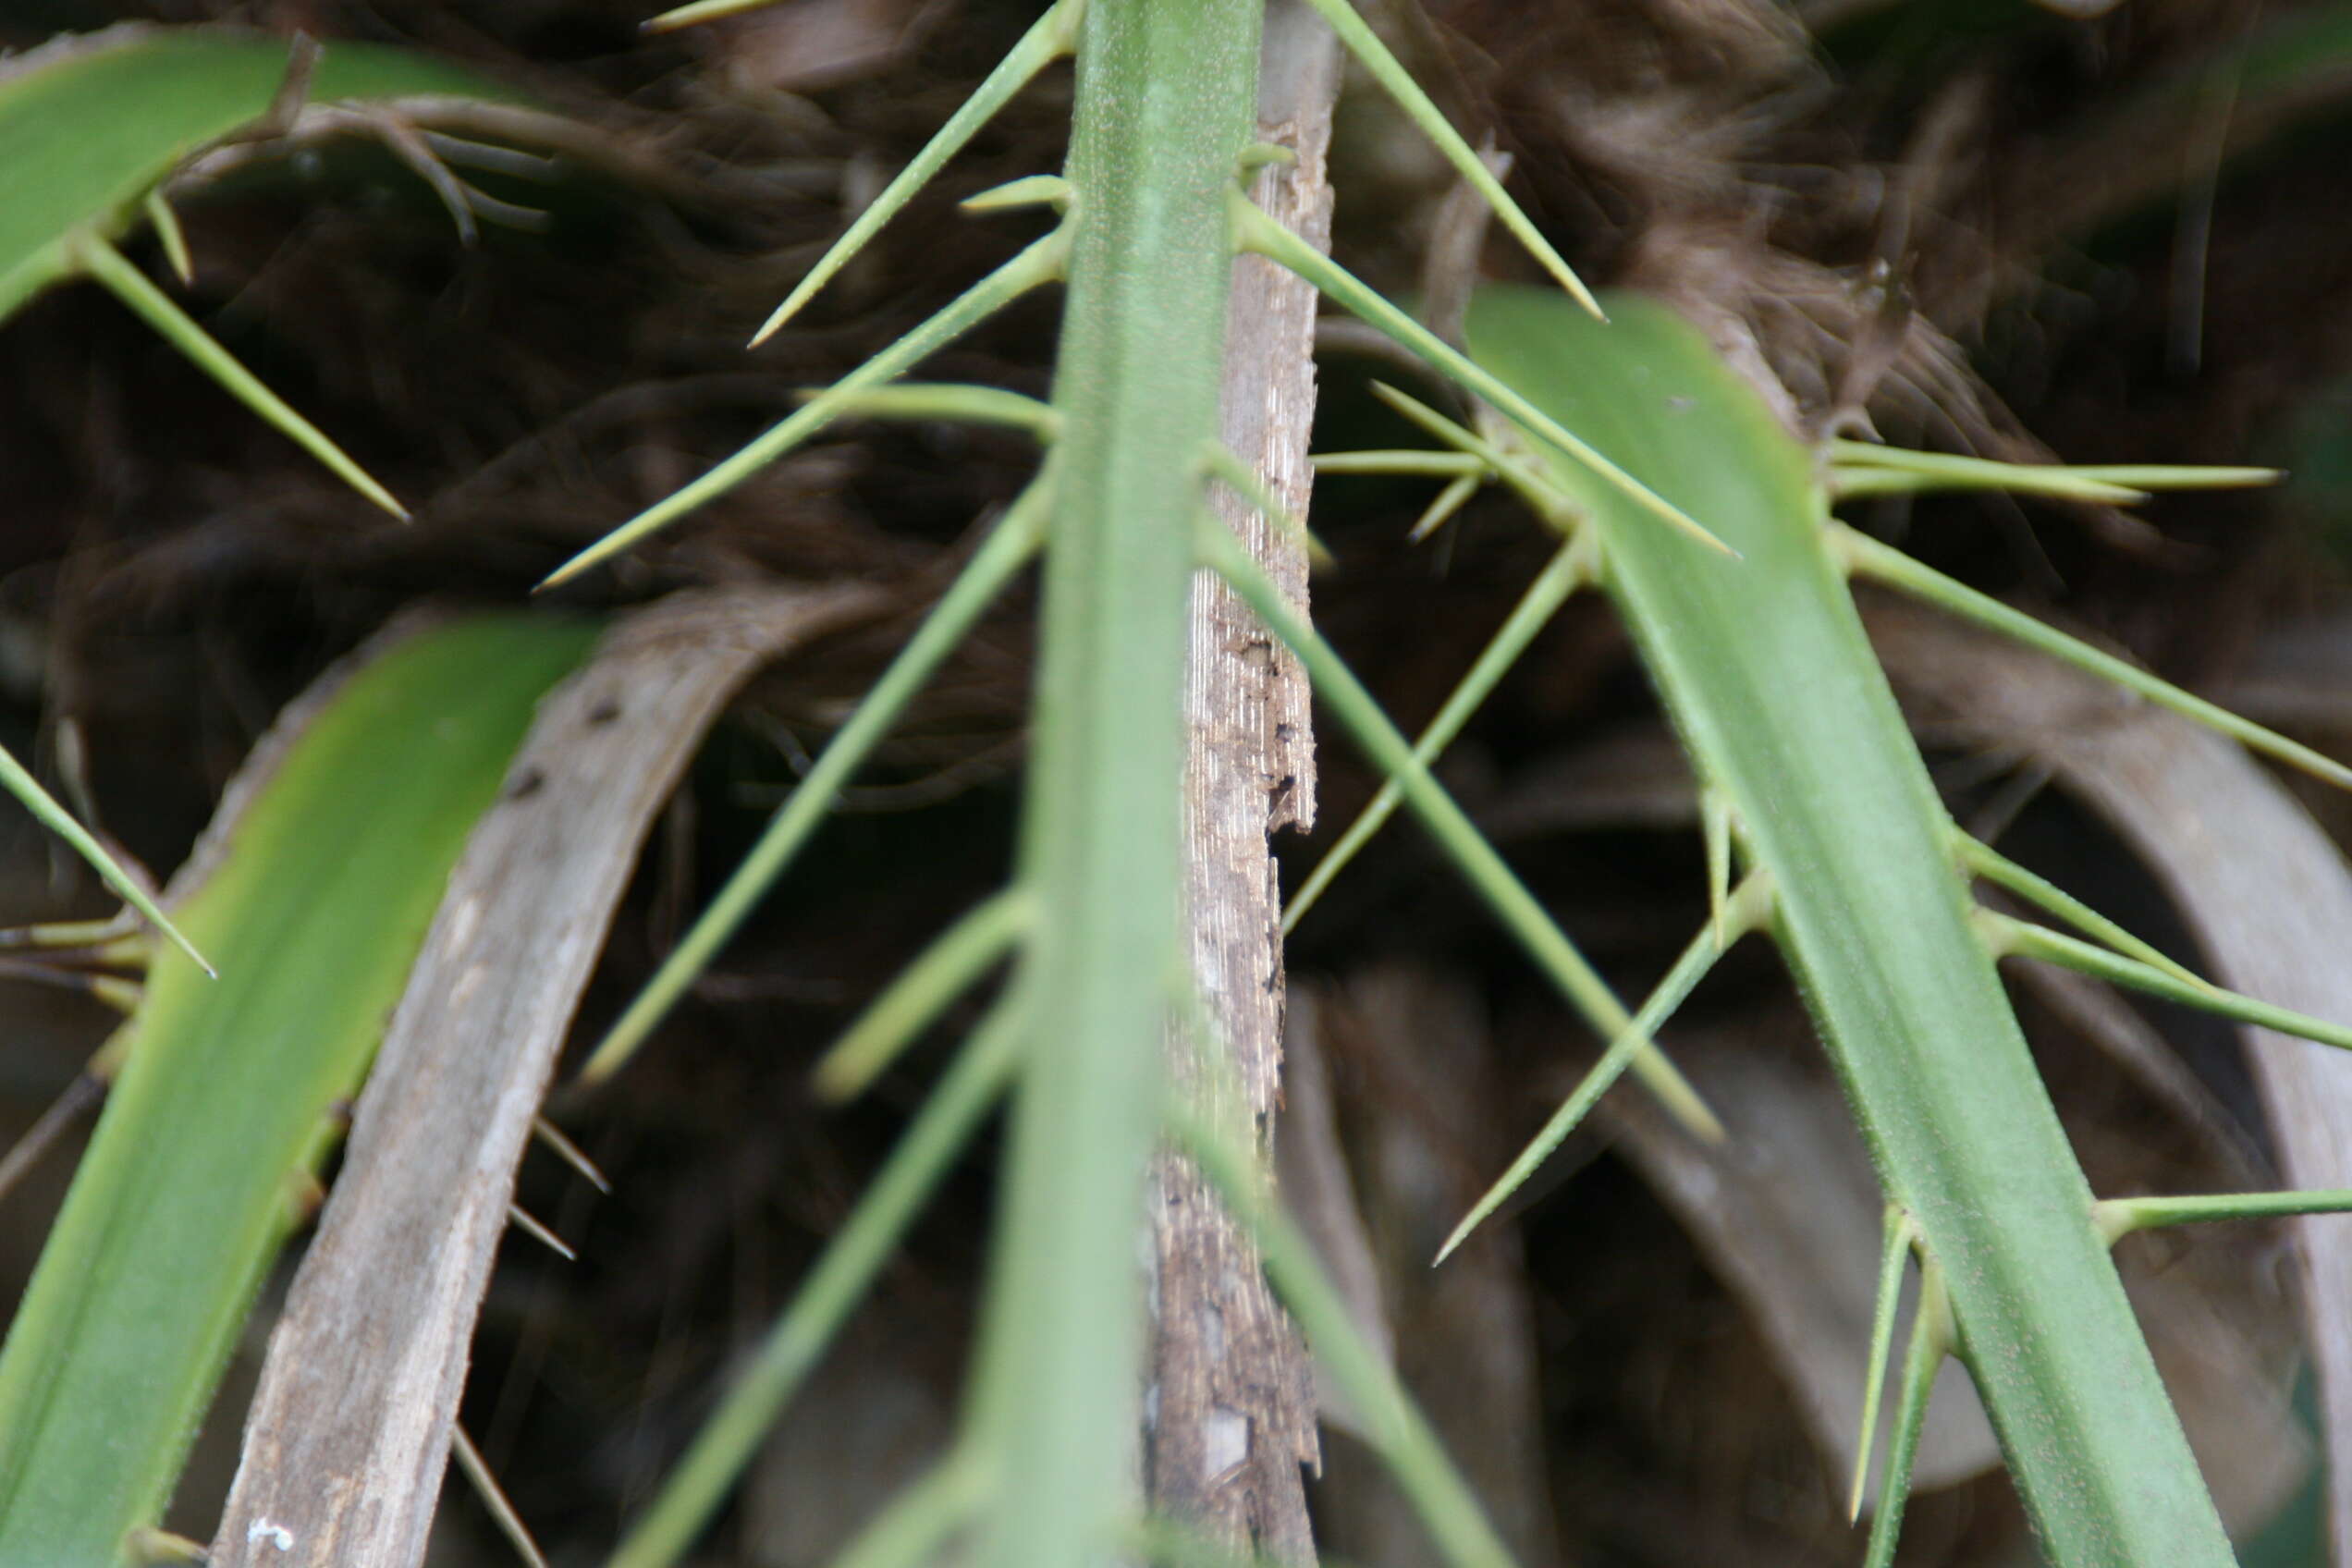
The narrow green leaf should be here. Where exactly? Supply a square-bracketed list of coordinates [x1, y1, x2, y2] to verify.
[957, 10, 1259, 1566]
[577, 484, 1047, 1084]
[0, 27, 513, 322]
[1464, 285, 2235, 1564]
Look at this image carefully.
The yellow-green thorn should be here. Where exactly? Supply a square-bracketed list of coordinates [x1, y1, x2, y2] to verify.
[1292, 0, 1602, 318]
[1407, 472, 1481, 541]
[141, 190, 193, 287]
[1170, 1093, 1520, 1568]
[90, 975, 145, 1014]
[1991, 912, 2352, 1053]
[0, 908, 143, 954]
[1205, 514, 1717, 1145]
[602, 1004, 1021, 1568]
[575, 481, 1049, 1082]
[1233, 199, 1730, 557]
[1702, 787, 1734, 947]
[1364, 381, 1585, 523]
[798, 383, 1062, 438]
[546, 232, 1064, 589]
[1952, 828, 2213, 994]
[0, 741, 213, 978]
[1834, 523, 2352, 793]
[1202, 443, 1329, 560]
[75, 232, 407, 521]
[1850, 1205, 1917, 1522]
[124, 1527, 207, 1564]
[814, 888, 1032, 1101]
[745, 0, 1080, 346]
[1828, 437, 2277, 502]
[2096, 1188, 2352, 1244]
[1282, 534, 1585, 932]
[643, 0, 785, 31]
[1863, 1256, 1954, 1568]
[960, 174, 1076, 214]
[1311, 448, 1486, 479]
[1240, 141, 1298, 174]
[1433, 874, 1770, 1265]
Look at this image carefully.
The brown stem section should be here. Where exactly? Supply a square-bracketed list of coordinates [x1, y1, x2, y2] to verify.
[1146, 1, 1336, 1558]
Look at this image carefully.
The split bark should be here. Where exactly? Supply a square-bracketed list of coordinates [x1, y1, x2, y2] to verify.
[1145, 3, 1337, 1558]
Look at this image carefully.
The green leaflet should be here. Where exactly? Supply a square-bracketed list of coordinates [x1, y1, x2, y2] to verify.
[1458, 288, 2233, 1566]
[0, 614, 595, 1567]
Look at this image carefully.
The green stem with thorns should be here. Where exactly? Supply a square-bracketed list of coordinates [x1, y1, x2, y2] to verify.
[958, 8, 1262, 1568]
[1458, 286, 2243, 1566]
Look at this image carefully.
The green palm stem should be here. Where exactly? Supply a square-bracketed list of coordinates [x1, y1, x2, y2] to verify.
[957, 6, 1265, 1568]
